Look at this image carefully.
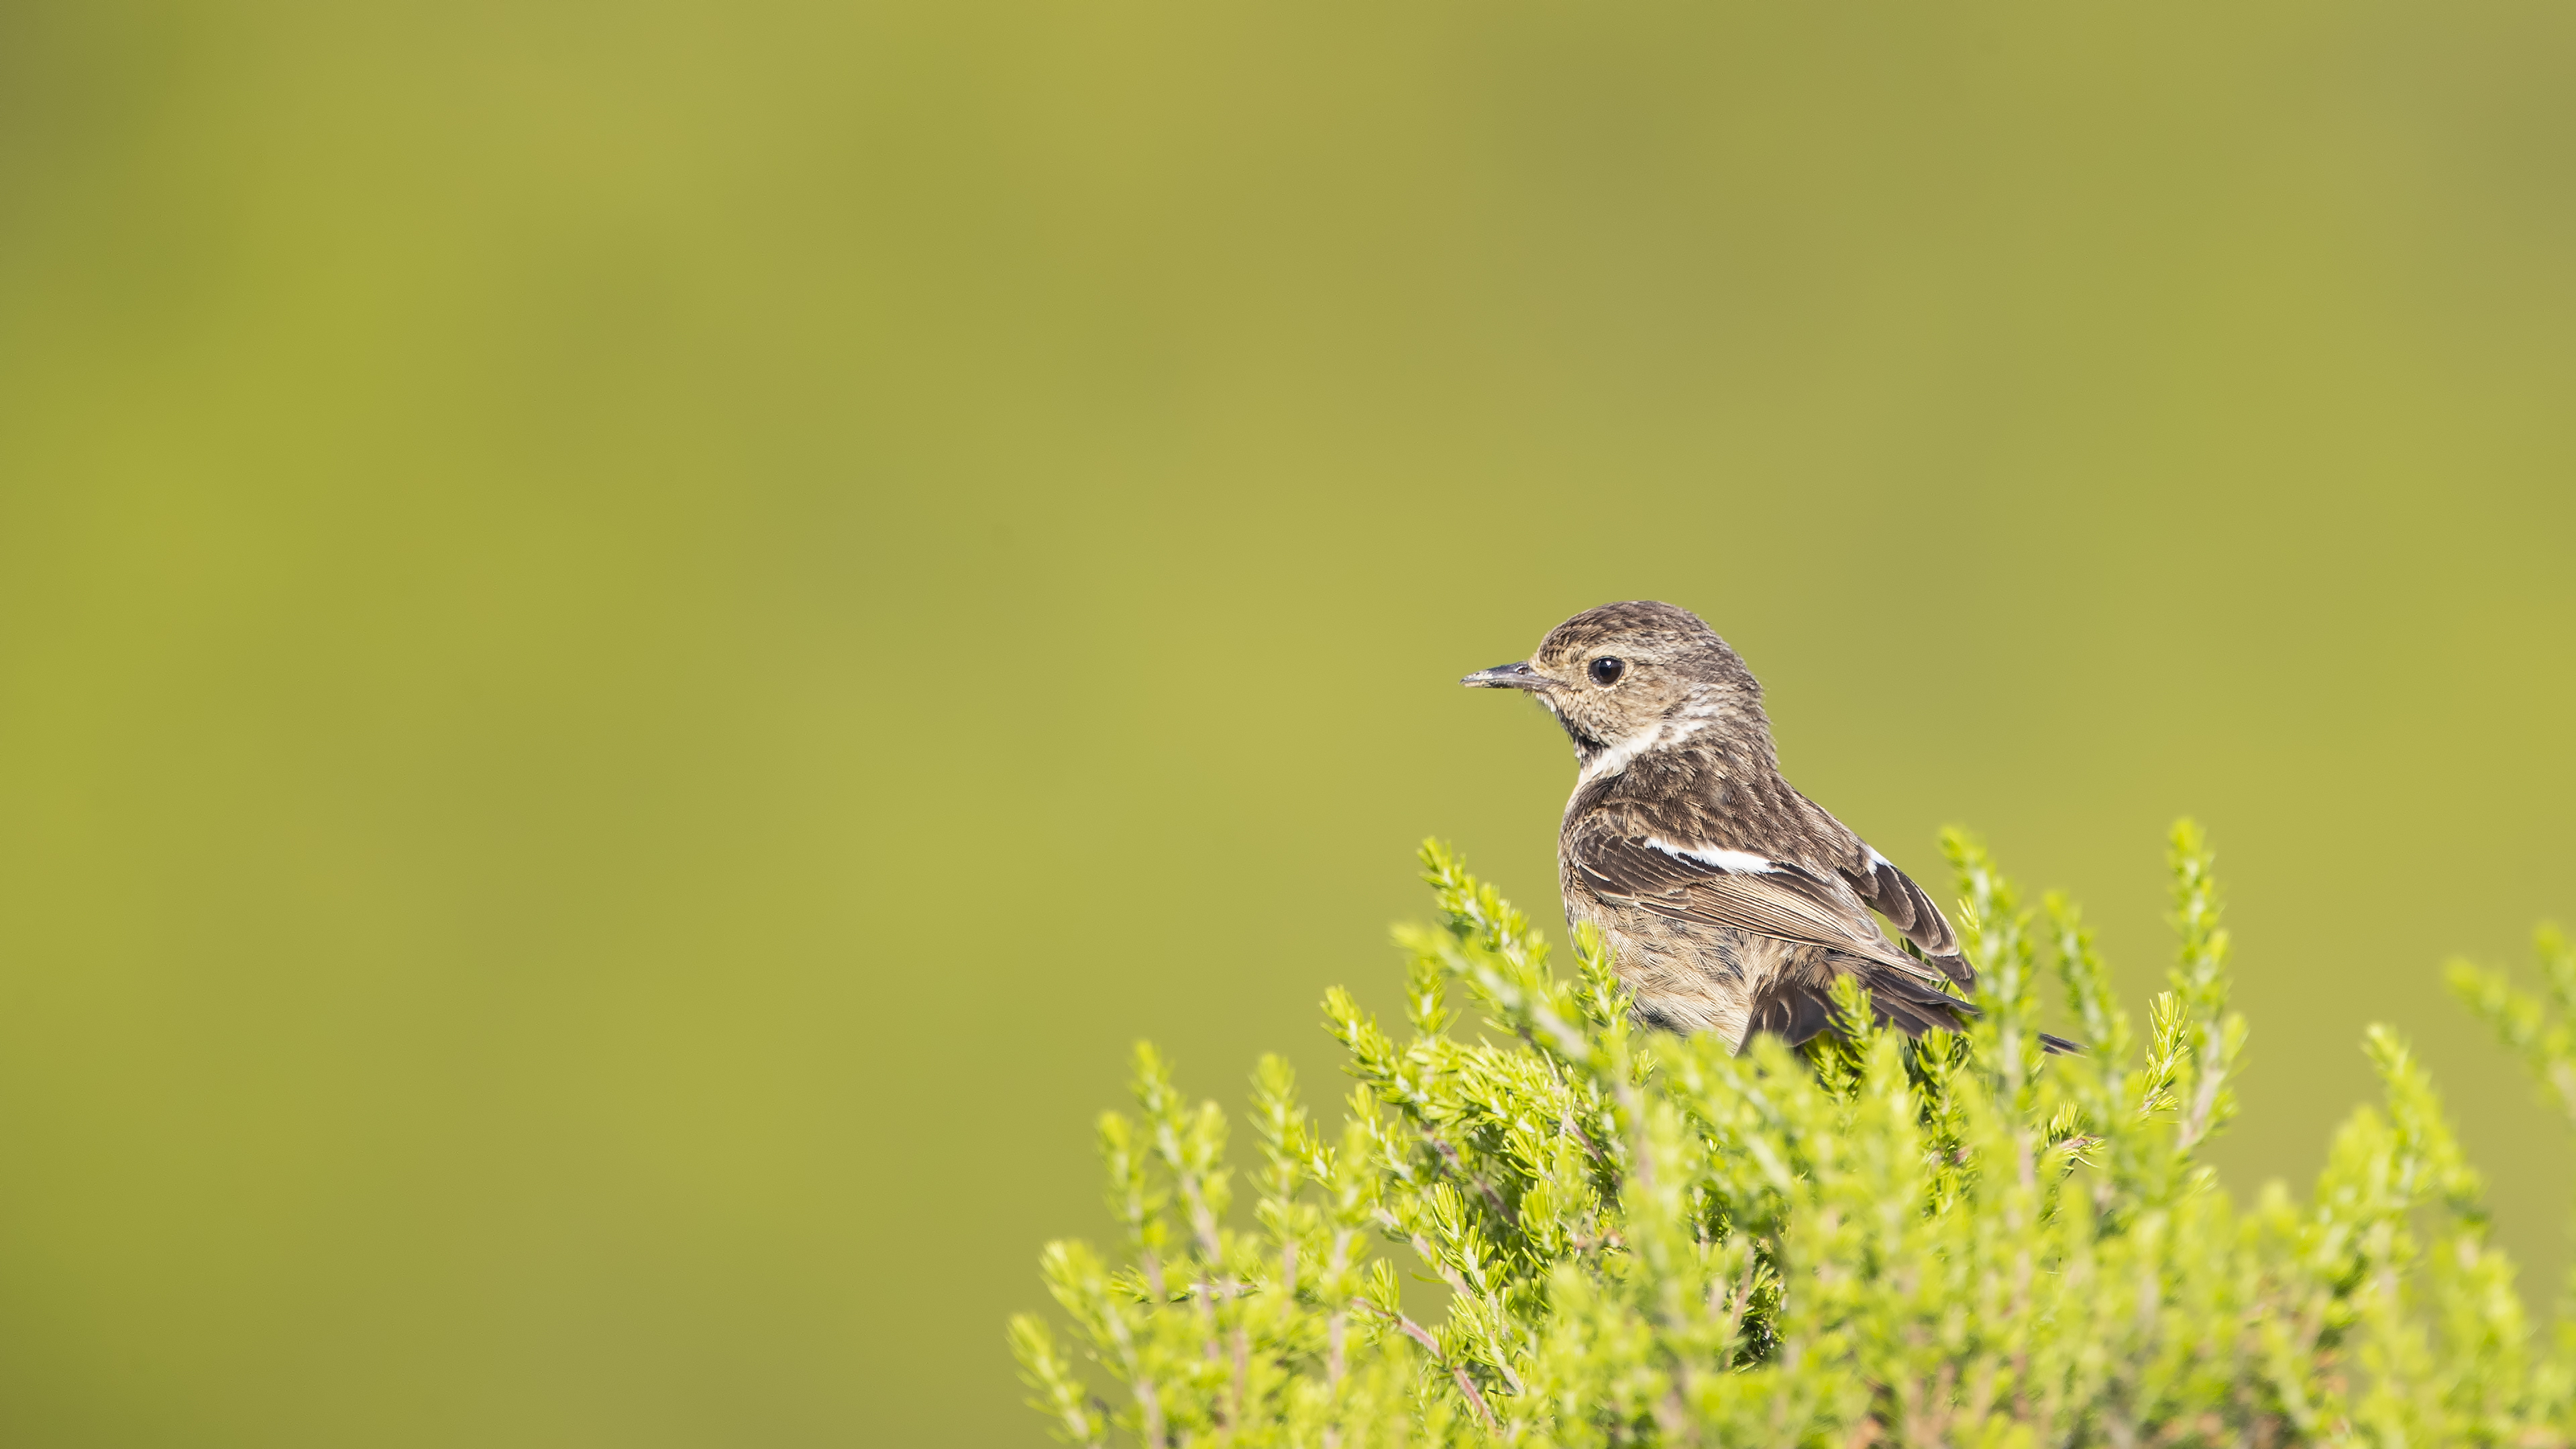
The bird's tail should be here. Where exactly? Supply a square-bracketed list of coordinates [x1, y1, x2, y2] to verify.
[1749, 961, 2087, 1056]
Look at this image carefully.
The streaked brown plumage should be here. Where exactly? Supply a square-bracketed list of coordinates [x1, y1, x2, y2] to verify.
[1464, 600, 2044, 1051]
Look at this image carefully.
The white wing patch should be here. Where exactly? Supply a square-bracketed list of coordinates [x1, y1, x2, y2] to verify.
[1642, 838, 1780, 874]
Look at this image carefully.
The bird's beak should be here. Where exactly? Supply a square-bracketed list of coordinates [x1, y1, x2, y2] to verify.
[1461, 661, 1548, 690]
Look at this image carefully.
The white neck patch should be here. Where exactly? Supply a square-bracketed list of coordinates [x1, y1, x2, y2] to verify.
[1575, 708, 1720, 786]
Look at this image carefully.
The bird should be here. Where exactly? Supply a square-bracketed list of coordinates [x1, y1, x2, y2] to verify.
[1463, 599, 2047, 1052]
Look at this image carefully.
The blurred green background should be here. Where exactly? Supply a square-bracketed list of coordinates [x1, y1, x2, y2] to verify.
[1, 0, 2572, 1442]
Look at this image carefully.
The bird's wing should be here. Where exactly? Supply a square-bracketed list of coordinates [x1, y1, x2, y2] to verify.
[1571, 831, 2075, 1049]
[1568, 832, 1954, 990]
[1833, 847, 1974, 987]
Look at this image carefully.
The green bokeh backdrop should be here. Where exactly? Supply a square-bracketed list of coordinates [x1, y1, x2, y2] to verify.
[3, 1, 2573, 1443]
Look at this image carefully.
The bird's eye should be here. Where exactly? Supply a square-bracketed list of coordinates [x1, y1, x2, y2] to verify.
[1588, 657, 1626, 686]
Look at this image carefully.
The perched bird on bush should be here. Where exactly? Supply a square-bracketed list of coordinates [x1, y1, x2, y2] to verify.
[1465, 600, 2051, 1051]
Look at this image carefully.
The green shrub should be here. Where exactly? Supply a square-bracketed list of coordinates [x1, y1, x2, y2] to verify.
[1012, 824, 2576, 1446]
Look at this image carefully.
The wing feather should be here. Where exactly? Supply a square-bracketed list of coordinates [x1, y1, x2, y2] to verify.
[1836, 848, 1973, 985]
[1570, 833, 1949, 988]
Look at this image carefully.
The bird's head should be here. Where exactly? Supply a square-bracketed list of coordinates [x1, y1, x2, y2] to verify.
[1462, 600, 1768, 782]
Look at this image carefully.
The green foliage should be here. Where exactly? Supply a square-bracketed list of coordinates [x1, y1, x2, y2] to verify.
[1015, 825, 2576, 1446]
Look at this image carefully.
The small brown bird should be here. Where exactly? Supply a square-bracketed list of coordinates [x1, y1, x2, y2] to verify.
[1464, 600, 2012, 1050]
